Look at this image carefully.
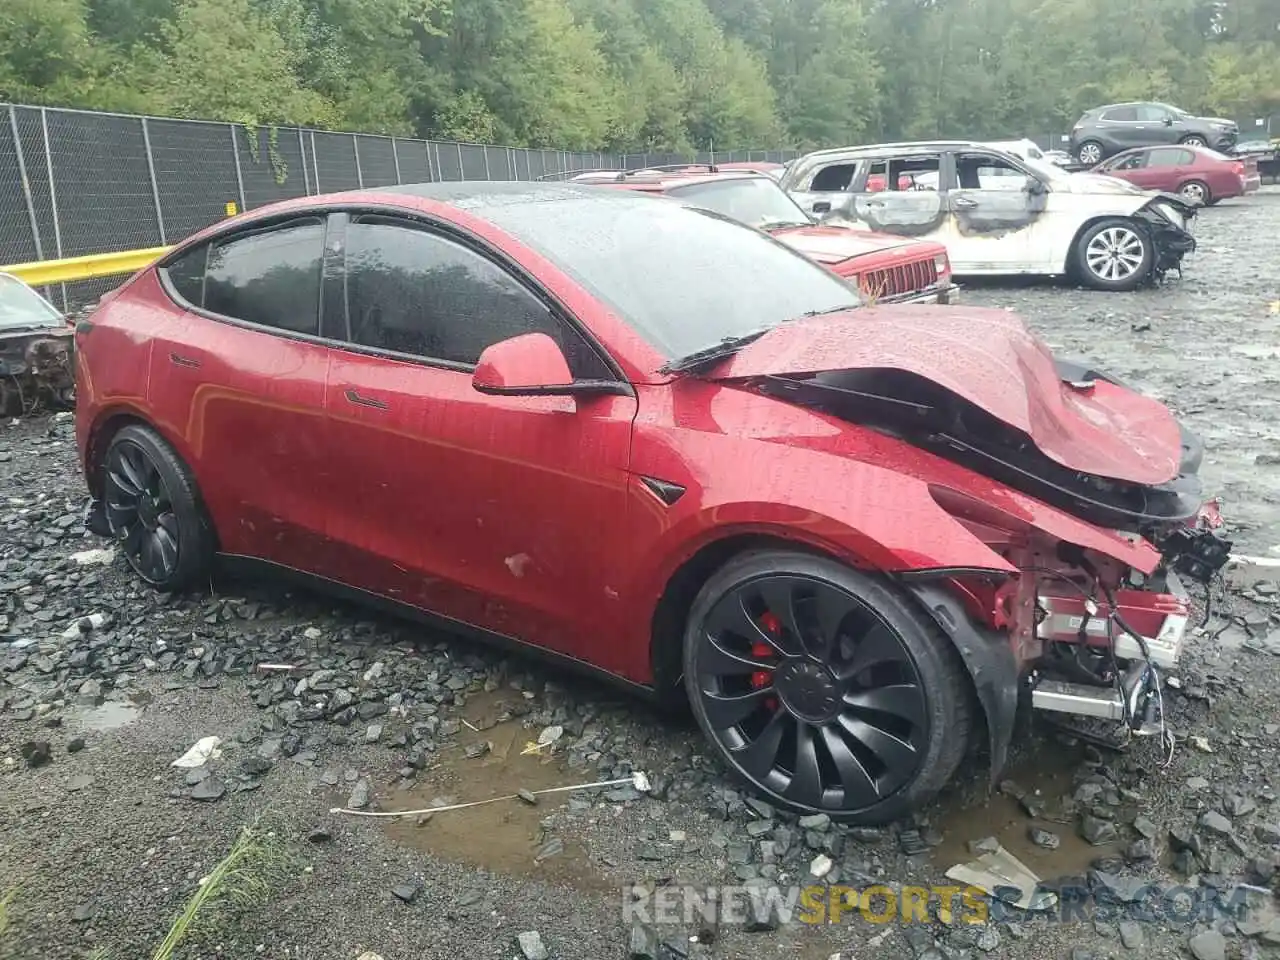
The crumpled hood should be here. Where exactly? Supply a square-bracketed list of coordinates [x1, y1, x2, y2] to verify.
[701, 305, 1182, 486]
[768, 225, 921, 264]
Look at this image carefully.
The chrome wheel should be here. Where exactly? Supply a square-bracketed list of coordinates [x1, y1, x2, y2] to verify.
[1182, 136, 1207, 148]
[1085, 226, 1146, 284]
[1179, 180, 1208, 204]
[104, 439, 180, 584]
[1077, 142, 1102, 166]
[691, 574, 928, 813]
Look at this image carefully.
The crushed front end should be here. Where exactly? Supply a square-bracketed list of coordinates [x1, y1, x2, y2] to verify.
[1137, 193, 1198, 280]
[0, 274, 75, 415]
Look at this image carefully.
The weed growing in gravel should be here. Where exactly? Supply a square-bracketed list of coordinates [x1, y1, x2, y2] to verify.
[2, 821, 295, 960]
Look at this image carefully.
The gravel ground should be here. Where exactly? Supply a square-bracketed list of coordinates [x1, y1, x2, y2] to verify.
[2, 189, 1280, 960]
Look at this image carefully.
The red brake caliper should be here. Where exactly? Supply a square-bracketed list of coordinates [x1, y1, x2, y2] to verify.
[753, 612, 780, 712]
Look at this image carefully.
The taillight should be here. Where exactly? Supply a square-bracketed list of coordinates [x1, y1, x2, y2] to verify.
[1232, 160, 1245, 175]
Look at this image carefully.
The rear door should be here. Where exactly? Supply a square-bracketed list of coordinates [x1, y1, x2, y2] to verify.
[1141, 147, 1192, 191]
[840, 150, 948, 240]
[319, 213, 638, 660]
[1099, 106, 1142, 149]
[785, 156, 861, 218]
[149, 216, 336, 570]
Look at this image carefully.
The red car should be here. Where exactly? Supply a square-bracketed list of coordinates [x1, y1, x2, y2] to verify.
[1094, 144, 1261, 204]
[585, 170, 954, 304]
[75, 182, 1225, 823]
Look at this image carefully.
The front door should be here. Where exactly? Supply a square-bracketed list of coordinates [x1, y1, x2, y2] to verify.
[319, 214, 638, 662]
[940, 150, 1058, 274]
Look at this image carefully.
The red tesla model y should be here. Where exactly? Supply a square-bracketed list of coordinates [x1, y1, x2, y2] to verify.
[74, 182, 1226, 823]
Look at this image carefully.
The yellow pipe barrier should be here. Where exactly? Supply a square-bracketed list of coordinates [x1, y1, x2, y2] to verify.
[0, 245, 173, 287]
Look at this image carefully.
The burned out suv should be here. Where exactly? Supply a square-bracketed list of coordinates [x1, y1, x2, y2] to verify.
[1070, 102, 1239, 166]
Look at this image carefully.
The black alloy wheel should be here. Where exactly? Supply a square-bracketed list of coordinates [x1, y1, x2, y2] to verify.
[684, 551, 972, 823]
[102, 424, 213, 590]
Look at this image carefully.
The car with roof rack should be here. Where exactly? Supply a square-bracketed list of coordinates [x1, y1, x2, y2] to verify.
[562, 166, 954, 305]
[778, 140, 1198, 292]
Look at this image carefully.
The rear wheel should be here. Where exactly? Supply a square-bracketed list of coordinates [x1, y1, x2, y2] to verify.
[1179, 179, 1211, 205]
[1076, 218, 1153, 292]
[1076, 141, 1104, 166]
[682, 550, 972, 824]
[102, 424, 214, 591]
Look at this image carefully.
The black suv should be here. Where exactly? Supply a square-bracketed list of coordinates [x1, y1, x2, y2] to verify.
[1070, 102, 1238, 165]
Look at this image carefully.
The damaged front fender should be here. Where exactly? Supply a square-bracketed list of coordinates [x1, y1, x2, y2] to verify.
[1135, 193, 1198, 278]
[0, 273, 76, 415]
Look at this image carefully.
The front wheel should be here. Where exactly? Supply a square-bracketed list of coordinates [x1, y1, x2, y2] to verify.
[682, 550, 973, 824]
[102, 424, 214, 591]
[1180, 135, 1208, 148]
[1076, 218, 1153, 292]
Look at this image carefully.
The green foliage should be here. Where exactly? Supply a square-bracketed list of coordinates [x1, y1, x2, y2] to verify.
[1, 0, 1278, 150]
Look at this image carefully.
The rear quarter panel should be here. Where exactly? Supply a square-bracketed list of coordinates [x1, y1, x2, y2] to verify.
[74, 271, 165, 480]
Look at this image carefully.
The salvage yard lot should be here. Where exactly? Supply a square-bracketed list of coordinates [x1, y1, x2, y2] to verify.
[2, 188, 1280, 960]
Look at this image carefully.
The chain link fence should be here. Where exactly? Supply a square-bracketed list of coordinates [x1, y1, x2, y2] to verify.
[0, 102, 803, 309]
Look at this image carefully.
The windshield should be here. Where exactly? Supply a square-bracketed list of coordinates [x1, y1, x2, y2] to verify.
[476, 193, 860, 361]
[665, 177, 811, 229]
[0, 274, 63, 330]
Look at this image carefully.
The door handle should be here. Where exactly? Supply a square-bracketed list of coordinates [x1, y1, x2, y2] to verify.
[952, 196, 978, 208]
[345, 388, 388, 410]
[169, 353, 201, 368]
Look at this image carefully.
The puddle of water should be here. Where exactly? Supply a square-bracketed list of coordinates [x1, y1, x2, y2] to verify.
[384, 692, 610, 891]
[931, 747, 1119, 881]
[73, 701, 142, 732]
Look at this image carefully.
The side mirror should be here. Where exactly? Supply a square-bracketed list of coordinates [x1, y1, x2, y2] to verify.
[472, 332, 626, 398]
[1163, 117, 1174, 126]
[812, 200, 832, 214]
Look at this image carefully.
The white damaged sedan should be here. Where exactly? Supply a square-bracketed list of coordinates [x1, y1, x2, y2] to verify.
[780, 140, 1197, 292]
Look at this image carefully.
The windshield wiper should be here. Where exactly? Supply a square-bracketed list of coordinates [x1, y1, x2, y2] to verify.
[659, 328, 773, 375]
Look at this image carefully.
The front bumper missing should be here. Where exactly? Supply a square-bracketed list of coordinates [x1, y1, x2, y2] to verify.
[1035, 569, 1191, 670]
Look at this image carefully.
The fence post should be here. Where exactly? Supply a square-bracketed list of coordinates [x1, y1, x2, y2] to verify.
[524, 150, 532, 180]
[140, 118, 167, 245]
[37, 108, 67, 308]
[352, 135, 364, 188]
[426, 140, 436, 182]
[456, 143, 464, 180]
[391, 137, 402, 184]
[298, 129, 311, 195]
[310, 130, 321, 192]
[229, 124, 247, 212]
[482, 145, 492, 179]
[9, 106, 44, 263]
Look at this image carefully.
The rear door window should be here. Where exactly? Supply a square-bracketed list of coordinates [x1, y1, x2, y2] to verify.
[201, 218, 326, 335]
[1147, 149, 1183, 167]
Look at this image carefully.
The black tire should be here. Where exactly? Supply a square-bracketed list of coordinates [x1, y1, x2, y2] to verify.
[1180, 135, 1208, 148]
[682, 549, 973, 824]
[1075, 217, 1153, 292]
[101, 423, 214, 591]
[1076, 140, 1105, 166]
[1178, 179, 1211, 205]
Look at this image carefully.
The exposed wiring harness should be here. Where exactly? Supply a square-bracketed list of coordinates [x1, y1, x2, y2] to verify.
[1025, 557, 1175, 766]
